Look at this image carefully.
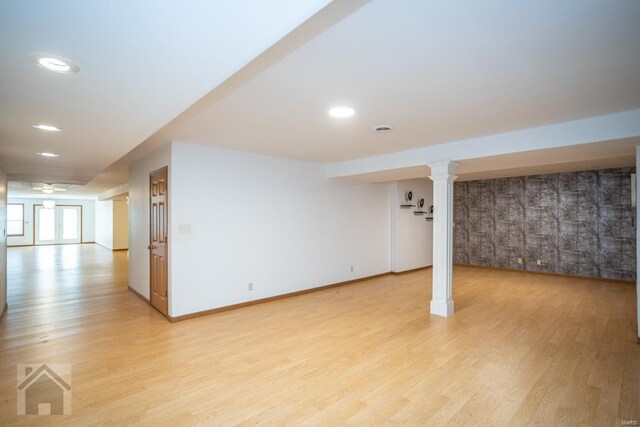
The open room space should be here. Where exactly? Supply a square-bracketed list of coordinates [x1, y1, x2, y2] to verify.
[1, 245, 637, 425]
[1, 1, 639, 425]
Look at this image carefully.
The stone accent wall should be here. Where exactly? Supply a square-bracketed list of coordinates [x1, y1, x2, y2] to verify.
[453, 168, 636, 281]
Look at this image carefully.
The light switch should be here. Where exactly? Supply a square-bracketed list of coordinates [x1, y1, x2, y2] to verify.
[179, 224, 191, 235]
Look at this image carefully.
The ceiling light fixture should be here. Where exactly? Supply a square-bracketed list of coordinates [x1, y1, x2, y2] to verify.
[329, 106, 355, 118]
[27, 52, 80, 74]
[37, 152, 59, 157]
[39, 57, 70, 72]
[33, 183, 68, 192]
[33, 124, 62, 132]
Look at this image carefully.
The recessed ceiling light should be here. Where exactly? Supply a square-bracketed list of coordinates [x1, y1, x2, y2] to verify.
[37, 152, 59, 157]
[33, 124, 62, 132]
[27, 52, 80, 74]
[329, 106, 355, 118]
[39, 57, 70, 72]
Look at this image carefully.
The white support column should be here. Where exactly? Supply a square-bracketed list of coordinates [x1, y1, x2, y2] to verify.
[428, 160, 458, 317]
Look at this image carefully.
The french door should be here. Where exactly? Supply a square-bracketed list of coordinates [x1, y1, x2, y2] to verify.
[34, 205, 82, 245]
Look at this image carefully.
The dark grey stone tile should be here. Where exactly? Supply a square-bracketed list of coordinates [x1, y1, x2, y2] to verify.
[577, 204, 598, 222]
[579, 219, 598, 235]
[577, 257, 600, 277]
[621, 250, 636, 269]
[509, 204, 525, 219]
[508, 230, 525, 248]
[622, 239, 636, 254]
[577, 231, 598, 251]
[577, 170, 599, 191]
[559, 234, 578, 252]
[559, 220, 579, 235]
[540, 220, 559, 237]
[560, 203, 578, 222]
[600, 190, 622, 207]
[559, 251, 579, 275]
[494, 246, 513, 268]
[559, 173, 579, 191]
[454, 249, 468, 265]
[600, 236, 622, 253]
[577, 188, 598, 205]
[495, 228, 509, 247]
[452, 167, 635, 281]
[495, 205, 509, 221]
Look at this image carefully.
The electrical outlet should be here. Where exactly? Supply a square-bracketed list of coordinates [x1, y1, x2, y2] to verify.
[537, 260, 542, 265]
[248, 282, 253, 291]
[517, 258, 523, 265]
[350, 265, 354, 273]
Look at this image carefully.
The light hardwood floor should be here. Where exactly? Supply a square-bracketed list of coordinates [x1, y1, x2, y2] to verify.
[0, 244, 638, 425]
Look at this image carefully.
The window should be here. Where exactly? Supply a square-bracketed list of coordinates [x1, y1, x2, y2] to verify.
[7, 204, 24, 236]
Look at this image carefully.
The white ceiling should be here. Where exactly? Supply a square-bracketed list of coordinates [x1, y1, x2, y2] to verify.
[0, 0, 331, 185]
[4, 1, 640, 198]
[149, 0, 640, 163]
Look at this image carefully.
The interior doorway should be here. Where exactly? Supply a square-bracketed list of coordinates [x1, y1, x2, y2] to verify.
[34, 205, 82, 245]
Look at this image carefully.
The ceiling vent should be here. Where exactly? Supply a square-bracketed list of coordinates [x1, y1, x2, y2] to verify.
[374, 125, 392, 133]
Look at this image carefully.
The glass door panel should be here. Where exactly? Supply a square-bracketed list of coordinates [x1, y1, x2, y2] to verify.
[60, 207, 81, 243]
[35, 206, 57, 245]
[34, 205, 82, 245]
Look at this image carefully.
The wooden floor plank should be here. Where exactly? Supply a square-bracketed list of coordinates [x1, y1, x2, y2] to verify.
[0, 244, 638, 425]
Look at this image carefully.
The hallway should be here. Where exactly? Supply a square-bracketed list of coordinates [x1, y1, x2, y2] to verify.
[0, 244, 638, 425]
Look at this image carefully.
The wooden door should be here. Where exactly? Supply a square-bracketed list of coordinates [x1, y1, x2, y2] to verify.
[149, 167, 169, 317]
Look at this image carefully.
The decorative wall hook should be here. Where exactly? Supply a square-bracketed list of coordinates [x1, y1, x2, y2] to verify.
[401, 190, 416, 208]
[414, 198, 428, 215]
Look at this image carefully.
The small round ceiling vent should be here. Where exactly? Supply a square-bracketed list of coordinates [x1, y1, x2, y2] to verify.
[374, 125, 392, 133]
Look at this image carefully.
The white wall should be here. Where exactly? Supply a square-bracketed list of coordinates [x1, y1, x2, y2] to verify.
[391, 178, 433, 272]
[7, 198, 95, 246]
[169, 142, 390, 317]
[128, 143, 172, 299]
[95, 200, 114, 249]
[0, 166, 7, 317]
[96, 200, 129, 250]
[113, 200, 129, 250]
